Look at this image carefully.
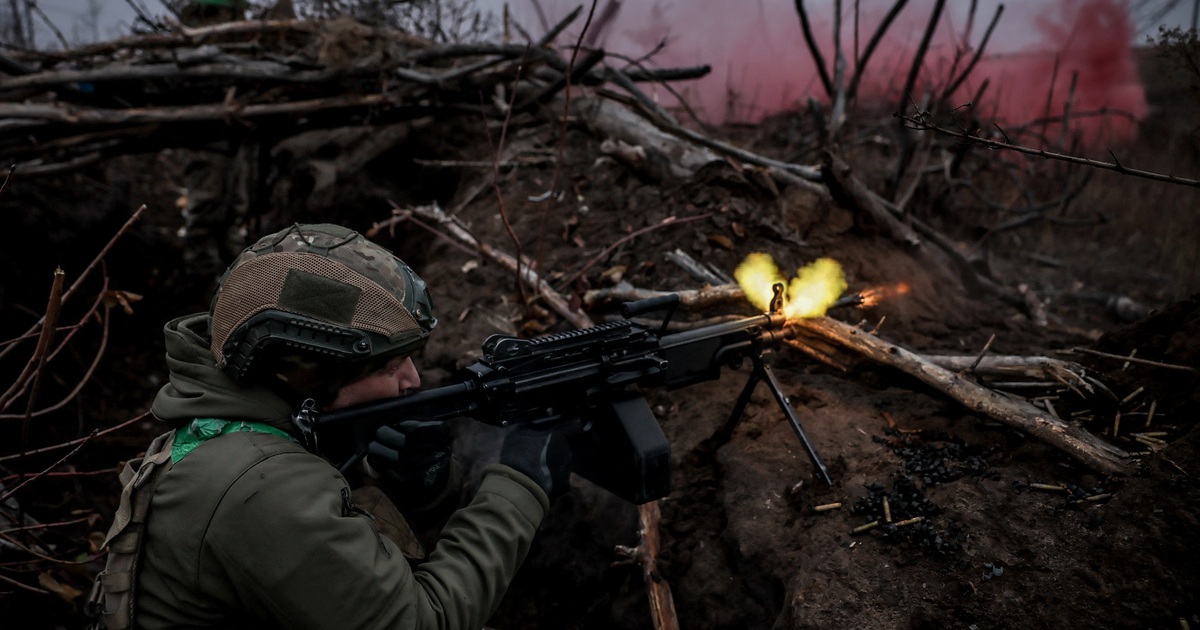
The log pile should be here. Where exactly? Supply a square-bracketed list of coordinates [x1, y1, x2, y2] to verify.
[0, 11, 709, 177]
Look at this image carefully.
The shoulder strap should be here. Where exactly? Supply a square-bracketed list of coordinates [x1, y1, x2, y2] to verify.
[86, 429, 176, 630]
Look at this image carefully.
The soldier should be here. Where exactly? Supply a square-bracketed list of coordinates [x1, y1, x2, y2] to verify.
[87, 223, 570, 629]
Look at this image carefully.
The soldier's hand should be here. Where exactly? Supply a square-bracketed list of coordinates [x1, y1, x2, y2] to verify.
[499, 425, 572, 501]
[366, 420, 453, 503]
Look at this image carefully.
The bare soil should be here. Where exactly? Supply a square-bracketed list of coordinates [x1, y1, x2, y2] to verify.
[1, 104, 1198, 630]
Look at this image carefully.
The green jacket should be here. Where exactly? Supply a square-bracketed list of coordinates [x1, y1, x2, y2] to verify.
[135, 313, 548, 629]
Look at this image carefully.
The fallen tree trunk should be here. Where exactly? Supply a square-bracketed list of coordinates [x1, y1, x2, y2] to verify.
[790, 316, 1131, 475]
[615, 503, 680, 630]
[822, 148, 922, 248]
[921, 354, 1092, 386]
[567, 95, 725, 181]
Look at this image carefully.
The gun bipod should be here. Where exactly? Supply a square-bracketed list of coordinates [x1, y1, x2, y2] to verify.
[727, 355, 833, 486]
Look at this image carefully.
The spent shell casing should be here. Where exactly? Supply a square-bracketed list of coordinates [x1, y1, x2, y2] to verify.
[882, 496, 892, 523]
[851, 521, 880, 534]
[1121, 386, 1145, 405]
[893, 517, 924, 527]
[1029, 483, 1068, 492]
[813, 502, 842, 512]
[1135, 434, 1167, 447]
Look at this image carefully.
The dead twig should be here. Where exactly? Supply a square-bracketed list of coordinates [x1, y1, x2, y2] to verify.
[822, 148, 922, 247]
[0, 431, 98, 505]
[1065, 348, 1197, 373]
[0, 204, 144, 362]
[0, 412, 149, 464]
[0, 163, 14, 197]
[0, 298, 112, 420]
[17, 270, 65, 462]
[0, 572, 49, 595]
[405, 203, 594, 329]
[793, 0, 834, 98]
[938, 4, 1003, 103]
[483, 51, 530, 307]
[965, 333, 996, 375]
[1, 273, 112, 417]
[0, 270, 63, 413]
[896, 113, 1200, 189]
[557, 214, 712, 292]
[845, 0, 910, 105]
[898, 0, 946, 110]
[614, 502, 679, 630]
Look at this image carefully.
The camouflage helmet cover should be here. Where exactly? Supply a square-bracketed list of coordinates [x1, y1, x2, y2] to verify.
[210, 223, 436, 382]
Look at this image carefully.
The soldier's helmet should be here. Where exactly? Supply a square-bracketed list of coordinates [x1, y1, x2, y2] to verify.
[210, 223, 437, 389]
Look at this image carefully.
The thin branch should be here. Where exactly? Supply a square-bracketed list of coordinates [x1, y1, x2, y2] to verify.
[0, 572, 49, 595]
[483, 54, 529, 307]
[898, 0, 946, 107]
[557, 213, 713, 292]
[0, 302, 111, 420]
[16, 269, 64, 465]
[0, 204, 144, 362]
[26, 0, 69, 50]
[940, 3, 1003, 102]
[535, 0, 601, 305]
[405, 203, 594, 329]
[0, 163, 14, 197]
[895, 113, 1200, 188]
[0, 412, 149, 463]
[831, 0, 847, 130]
[376, 204, 480, 258]
[845, 0, 910, 104]
[1, 273, 109, 415]
[794, 0, 834, 98]
[0, 430, 98, 505]
[1066, 348, 1197, 373]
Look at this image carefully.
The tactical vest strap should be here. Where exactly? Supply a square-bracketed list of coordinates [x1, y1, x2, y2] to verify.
[85, 430, 176, 630]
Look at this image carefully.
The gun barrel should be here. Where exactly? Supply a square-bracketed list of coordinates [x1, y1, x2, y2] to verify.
[657, 312, 785, 350]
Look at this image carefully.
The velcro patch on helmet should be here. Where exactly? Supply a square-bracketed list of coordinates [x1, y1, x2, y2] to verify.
[278, 269, 361, 325]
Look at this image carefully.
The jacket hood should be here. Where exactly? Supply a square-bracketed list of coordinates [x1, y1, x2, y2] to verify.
[151, 313, 296, 431]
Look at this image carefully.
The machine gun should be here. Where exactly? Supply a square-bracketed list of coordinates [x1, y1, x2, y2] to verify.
[300, 284, 832, 504]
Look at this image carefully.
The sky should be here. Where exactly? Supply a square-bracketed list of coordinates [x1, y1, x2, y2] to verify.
[480, 0, 1174, 140]
[21, 0, 1200, 140]
[26, 1, 1197, 50]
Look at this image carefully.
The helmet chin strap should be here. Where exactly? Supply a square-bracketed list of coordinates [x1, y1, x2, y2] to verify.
[292, 398, 320, 454]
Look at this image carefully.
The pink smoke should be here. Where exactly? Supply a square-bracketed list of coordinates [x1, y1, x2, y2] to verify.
[501, 0, 1148, 145]
[968, 0, 1148, 145]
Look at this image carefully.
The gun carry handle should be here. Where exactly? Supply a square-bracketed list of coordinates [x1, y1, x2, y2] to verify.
[621, 294, 680, 335]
